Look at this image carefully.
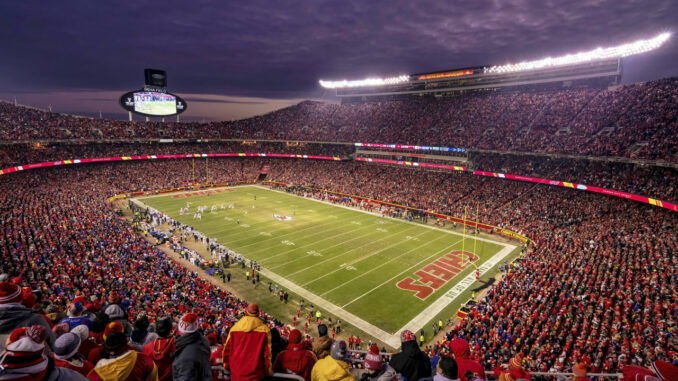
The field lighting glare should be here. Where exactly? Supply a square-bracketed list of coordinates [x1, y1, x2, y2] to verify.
[485, 33, 670, 74]
[319, 75, 410, 89]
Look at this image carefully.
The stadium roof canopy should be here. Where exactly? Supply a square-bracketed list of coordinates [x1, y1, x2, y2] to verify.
[319, 33, 671, 98]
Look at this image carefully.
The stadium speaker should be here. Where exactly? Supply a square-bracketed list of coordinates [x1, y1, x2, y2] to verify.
[144, 68, 167, 88]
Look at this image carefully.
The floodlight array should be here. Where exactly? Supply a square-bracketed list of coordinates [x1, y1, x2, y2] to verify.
[485, 33, 670, 74]
[318, 75, 410, 89]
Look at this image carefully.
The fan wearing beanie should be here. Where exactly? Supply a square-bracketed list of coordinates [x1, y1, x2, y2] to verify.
[222, 303, 273, 380]
[171, 313, 212, 381]
[142, 317, 176, 381]
[312, 324, 334, 360]
[0, 282, 55, 353]
[387, 330, 432, 381]
[86, 321, 124, 366]
[359, 345, 396, 381]
[273, 329, 317, 381]
[52, 332, 95, 377]
[310, 340, 354, 381]
[86, 330, 158, 381]
[0, 325, 87, 381]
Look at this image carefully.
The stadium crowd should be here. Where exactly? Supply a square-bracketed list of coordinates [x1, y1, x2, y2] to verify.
[0, 157, 675, 380]
[2, 77, 677, 161]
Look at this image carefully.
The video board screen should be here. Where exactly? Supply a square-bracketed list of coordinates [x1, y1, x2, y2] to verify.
[119, 89, 187, 117]
[133, 92, 176, 116]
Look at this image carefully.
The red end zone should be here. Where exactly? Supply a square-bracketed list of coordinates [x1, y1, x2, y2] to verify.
[396, 250, 478, 300]
[172, 188, 234, 198]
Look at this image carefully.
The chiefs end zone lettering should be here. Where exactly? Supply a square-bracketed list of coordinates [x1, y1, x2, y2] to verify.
[396, 251, 478, 300]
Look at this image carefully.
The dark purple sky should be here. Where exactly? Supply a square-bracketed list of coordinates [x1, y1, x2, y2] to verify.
[1, 0, 676, 120]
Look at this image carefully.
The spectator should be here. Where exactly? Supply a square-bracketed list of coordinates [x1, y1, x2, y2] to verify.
[129, 315, 157, 352]
[494, 355, 531, 381]
[172, 313, 212, 381]
[311, 340, 355, 381]
[87, 331, 158, 381]
[59, 301, 93, 331]
[0, 282, 55, 352]
[273, 329, 317, 381]
[420, 355, 458, 381]
[389, 330, 432, 381]
[222, 303, 272, 380]
[71, 324, 97, 360]
[142, 317, 176, 381]
[359, 345, 391, 381]
[449, 339, 485, 381]
[52, 332, 95, 377]
[0, 325, 87, 381]
[312, 324, 333, 360]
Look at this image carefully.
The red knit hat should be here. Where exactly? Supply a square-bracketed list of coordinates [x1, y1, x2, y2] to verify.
[364, 345, 383, 371]
[288, 329, 302, 344]
[103, 321, 125, 340]
[20, 287, 36, 308]
[400, 330, 416, 343]
[0, 282, 22, 304]
[207, 332, 217, 346]
[0, 326, 49, 377]
[246, 303, 259, 317]
[178, 313, 199, 334]
[510, 354, 524, 369]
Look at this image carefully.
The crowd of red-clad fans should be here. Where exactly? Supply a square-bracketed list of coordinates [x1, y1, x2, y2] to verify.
[2, 77, 677, 161]
[0, 157, 676, 380]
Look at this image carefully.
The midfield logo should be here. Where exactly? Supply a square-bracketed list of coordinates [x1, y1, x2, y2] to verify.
[274, 214, 293, 221]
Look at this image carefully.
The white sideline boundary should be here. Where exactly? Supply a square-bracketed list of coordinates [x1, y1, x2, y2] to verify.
[138, 185, 518, 349]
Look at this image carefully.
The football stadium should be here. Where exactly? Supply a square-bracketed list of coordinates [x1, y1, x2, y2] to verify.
[0, 2, 677, 381]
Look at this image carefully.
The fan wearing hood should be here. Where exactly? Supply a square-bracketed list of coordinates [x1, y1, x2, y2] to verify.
[388, 330, 432, 381]
[274, 329, 317, 381]
[142, 317, 175, 381]
[448, 339, 485, 381]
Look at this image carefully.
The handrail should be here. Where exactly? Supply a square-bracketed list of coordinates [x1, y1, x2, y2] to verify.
[210, 366, 305, 381]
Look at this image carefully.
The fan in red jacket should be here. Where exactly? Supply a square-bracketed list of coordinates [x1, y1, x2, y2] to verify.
[273, 329, 317, 381]
[449, 338, 486, 381]
[142, 317, 175, 381]
[222, 304, 272, 381]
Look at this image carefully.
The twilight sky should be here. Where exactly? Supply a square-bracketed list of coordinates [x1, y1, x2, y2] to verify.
[0, 0, 676, 121]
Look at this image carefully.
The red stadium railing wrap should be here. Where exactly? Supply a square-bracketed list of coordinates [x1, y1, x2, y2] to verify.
[355, 157, 678, 212]
[0, 153, 344, 175]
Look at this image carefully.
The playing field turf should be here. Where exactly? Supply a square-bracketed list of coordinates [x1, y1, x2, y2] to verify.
[137, 185, 515, 346]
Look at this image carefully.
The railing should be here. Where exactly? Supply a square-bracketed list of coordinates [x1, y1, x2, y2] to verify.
[211, 366, 305, 381]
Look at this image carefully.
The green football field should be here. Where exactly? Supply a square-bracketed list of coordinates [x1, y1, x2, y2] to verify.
[137, 185, 516, 347]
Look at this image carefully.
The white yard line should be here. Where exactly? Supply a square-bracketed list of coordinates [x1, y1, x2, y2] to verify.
[304, 227, 433, 287]
[319, 235, 462, 297]
[285, 225, 420, 277]
[264, 220, 400, 265]
[255, 185, 504, 245]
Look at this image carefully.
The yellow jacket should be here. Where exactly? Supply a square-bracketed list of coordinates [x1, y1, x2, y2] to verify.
[311, 356, 355, 381]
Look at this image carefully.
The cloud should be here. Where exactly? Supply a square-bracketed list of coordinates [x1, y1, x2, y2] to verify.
[0, 0, 675, 109]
